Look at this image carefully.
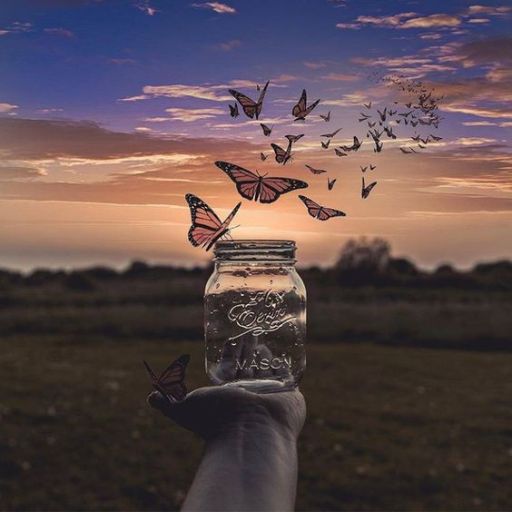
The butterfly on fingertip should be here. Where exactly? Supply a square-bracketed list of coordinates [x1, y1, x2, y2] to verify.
[143, 354, 190, 403]
[215, 161, 308, 204]
[299, 195, 346, 221]
[362, 177, 377, 199]
[185, 193, 241, 251]
[229, 80, 269, 119]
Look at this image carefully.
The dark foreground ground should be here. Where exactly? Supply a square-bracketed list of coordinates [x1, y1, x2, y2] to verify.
[1, 337, 511, 511]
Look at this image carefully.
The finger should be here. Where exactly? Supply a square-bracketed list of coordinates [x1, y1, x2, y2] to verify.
[147, 390, 175, 416]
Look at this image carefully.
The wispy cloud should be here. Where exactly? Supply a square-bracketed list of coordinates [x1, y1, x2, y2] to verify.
[135, 0, 158, 16]
[0, 103, 18, 113]
[146, 107, 225, 122]
[321, 72, 359, 81]
[217, 39, 241, 51]
[44, 27, 74, 37]
[192, 2, 236, 14]
[0, 21, 32, 36]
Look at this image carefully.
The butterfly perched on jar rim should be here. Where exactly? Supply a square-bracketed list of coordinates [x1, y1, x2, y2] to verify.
[143, 354, 190, 403]
[185, 193, 241, 251]
[292, 89, 320, 121]
[229, 80, 269, 119]
[215, 161, 308, 204]
[299, 195, 346, 221]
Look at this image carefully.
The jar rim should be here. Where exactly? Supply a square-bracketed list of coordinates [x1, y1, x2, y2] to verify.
[214, 239, 296, 262]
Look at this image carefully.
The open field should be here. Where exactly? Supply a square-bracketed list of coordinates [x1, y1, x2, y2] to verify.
[1, 337, 511, 511]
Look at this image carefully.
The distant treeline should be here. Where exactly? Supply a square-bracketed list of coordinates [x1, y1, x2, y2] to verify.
[1, 238, 511, 291]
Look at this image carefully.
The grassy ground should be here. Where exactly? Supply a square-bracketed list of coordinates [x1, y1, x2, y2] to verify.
[1, 337, 511, 511]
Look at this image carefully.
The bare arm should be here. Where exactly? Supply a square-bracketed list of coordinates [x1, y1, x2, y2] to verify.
[148, 386, 306, 512]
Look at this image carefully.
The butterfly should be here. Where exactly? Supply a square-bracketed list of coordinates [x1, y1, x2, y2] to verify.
[321, 127, 342, 139]
[260, 152, 267, 161]
[185, 193, 241, 251]
[367, 121, 376, 128]
[271, 140, 293, 165]
[143, 354, 190, 402]
[321, 139, 331, 149]
[319, 111, 331, 122]
[374, 141, 383, 153]
[364, 101, 372, 109]
[292, 89, 320, 121]
[260, 123, 272, 136]
[362, 177, 377, 199]
[299, 195, 346, 221]
[229, 80, 269, 119]
[215, 161, 308, 203]
[334, 148, 347, 157]
[327, 178, 336, 190]
[370, 164, 377, 170]
[383, 126, 396, 139]
[229, 103, 239, 118]
[305, 164, 326, 175]
[285, 133, 304, 144]
[340, 136, 362, 152]
[360, 165, 368, 173]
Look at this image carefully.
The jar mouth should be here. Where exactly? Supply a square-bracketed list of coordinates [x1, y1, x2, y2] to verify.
[214, 239, 296, 263]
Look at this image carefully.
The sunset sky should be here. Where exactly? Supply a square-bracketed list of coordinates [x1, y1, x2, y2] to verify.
[1, 0, 511, 271]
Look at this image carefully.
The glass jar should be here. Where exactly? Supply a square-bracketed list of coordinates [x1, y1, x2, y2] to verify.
[204, 240, 306, 393]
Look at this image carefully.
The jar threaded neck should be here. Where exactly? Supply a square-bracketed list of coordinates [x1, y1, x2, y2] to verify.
[214, 240, 296, 263]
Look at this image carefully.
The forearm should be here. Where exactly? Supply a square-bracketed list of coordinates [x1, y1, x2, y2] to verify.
[182, 416, 298, 512]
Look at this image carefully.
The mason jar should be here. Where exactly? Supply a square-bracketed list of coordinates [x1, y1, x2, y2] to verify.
[204, 240, 306, 393]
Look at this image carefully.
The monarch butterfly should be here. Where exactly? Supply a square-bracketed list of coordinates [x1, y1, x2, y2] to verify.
[215, 161, 308, 204]
[271, 141, 292, 165]
[285, 133, 304, 144]
[334, 148, 347, 157]
[260, 123, 272, 136]
[319, 111, 331, 122]
[292, 89, 320, 121]
[143, 354, 190, 402]
[260, 152, 267, 161]
[327, 178, 336, 191]
[185, 193, 241, 251]
[305, 164, 326, 175]
[321, 139, 331, 149]
[321, 127, 342, 139]
[229, 80, 269, 119]
[299, 195, 346, 221]
[362, 177, 377, 199]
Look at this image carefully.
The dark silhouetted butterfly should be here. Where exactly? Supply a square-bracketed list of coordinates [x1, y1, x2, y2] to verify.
[327, 178, 336, 190]
[260, 152, 267, 161]
[229, 103, 239, 118]
[143, 354, 190, 402]
[305, 164, 326, 175]
[362, 177, 377, 199]
[299, 195, 346, 221]
[285, 133, 304, 144]
[260, 123, 272, 136]
[334, 148, 347, 157]
[364, 101, 372, 109]
[185, 193, 241, 251]
[229, 80, 269, 119]
[215, 161, 308, 204]
[374, 141, 383, 153]
[340, 136, 362, 152]
[321, 139, 331, 149]
[292, 89, 320, 121]
[321, 127, 342, 138]
[370, 164, 377, 170]
[319, 111, 331, 122]
[360, 165, 368, 173]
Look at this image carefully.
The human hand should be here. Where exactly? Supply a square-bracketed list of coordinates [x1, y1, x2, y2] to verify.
[148, 385, 306, 442]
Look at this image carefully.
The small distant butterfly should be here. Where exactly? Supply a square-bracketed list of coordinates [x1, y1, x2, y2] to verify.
[327, 178, 336, 190]
[229, 103, 239, 118]
[215, 161, 308, 204]
[143, 354, 190, 402]
[260, 152, 267, 161]
[285, 133, 304, 144]
[305, 164, 326, 175]
[362, 177, 377, 199]
[260, 123, 272, 136]
[321, 127, 342, 139]
[361, 165, 368, 173]
[364, 101, 372, 109]
[334, 148, 347, 157]
[299, 195, 346, 221]
[185, 193, 241, 251]
[321, 139, 331, 149]
[319, 111, 331, 122]
[292, 89, 320, 121]
[229, 80, 269, 119]
[370, 164, 377, 170]
[374, 141, 383, 153]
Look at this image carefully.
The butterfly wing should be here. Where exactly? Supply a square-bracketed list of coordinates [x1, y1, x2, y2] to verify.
[215, 161, 260, 201]
[292, 89, 307, 117]
[271, 143, 287, 164]
[143, 360, 159, 384]
[327, 178, 336, 190]
[316, 206, 346, 221]
[155, 354, 190, 402]
[229, 89, 257, 118]
[259, 177, 308, 204]
[186, 194, 224, 249]
[303, 98, 320, 117]
[299, 195, 322, 218]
